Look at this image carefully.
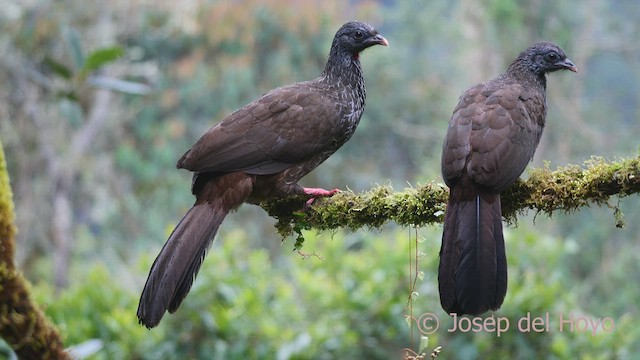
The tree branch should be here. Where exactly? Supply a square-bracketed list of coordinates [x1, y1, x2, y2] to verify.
[262, 156, 640, 238]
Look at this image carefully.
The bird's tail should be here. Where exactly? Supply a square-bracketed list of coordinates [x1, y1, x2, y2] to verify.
[438, 190, 507, 316]
[137, 173, 253, 328]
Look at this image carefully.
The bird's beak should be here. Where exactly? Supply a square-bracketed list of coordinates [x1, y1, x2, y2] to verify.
[372, 34, 389, 47]
[558, 58, 578, 72]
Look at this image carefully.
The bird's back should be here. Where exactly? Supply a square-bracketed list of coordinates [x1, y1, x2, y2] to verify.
[177, 78, 362, 177]
[442, 73, 546, 193]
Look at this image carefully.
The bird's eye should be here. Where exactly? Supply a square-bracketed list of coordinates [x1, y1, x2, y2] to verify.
[546, 52, 559, 62]
[354, 31, 364, 39]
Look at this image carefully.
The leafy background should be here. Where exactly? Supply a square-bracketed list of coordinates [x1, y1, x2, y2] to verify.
[1, 0, 639, 358]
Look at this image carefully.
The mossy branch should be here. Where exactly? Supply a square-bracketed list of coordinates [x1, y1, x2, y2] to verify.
[262, 156, 640, 238]
[0, 141, 70, 359]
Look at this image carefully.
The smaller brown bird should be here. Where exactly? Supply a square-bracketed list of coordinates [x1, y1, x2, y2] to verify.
[439, 42, 577, 316]
[137, 21, 388, 328]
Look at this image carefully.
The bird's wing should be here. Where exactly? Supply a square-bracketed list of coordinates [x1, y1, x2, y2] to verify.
[177, 82, 343, 175]
[441, 82, 545, 192]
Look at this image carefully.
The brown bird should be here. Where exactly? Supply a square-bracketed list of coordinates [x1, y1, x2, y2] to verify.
[137, 21, 388, 328]
[439, 42, 577, 316]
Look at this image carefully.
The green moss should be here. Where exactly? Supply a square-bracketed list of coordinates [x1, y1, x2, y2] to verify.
[263, 155, 640, 240]
[0, 141, 16, 258]
[0, 141, 70, 359]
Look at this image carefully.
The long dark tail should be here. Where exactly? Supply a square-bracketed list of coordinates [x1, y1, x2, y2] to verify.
[137, 173, 253, 328]
[438, 189, 507, 316]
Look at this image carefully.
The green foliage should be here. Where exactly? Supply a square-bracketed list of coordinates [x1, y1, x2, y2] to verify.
[41, 25, 128, 100]
[34, 230, 417, 359]
[151, 229, 424, 359]
[33, 266, 165, 360]
[31, 225, 640, 359]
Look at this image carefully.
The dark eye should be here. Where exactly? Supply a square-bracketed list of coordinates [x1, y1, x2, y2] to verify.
[546, 52, 559, 62]
[354, 30, 364, 39]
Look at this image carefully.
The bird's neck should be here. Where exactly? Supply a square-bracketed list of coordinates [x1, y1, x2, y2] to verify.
[506, 61, 547, 92]
[321, 49, 366, 96]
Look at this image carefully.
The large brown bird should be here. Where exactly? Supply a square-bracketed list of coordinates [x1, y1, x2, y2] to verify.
[137, 21, 388, 328]
[439, 42, 577, 316]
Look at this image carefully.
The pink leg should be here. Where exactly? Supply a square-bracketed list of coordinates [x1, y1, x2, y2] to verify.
[303, 187, 340, 205]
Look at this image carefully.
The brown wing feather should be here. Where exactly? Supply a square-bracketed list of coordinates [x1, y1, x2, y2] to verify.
[442, 81, 545, 192]
[177, 82, 341, 175]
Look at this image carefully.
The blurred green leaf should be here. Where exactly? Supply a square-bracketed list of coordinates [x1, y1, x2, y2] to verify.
[42, 56, 73, 79]
[404, 315, 412, 328]
[64, 26, 85, 70]
[418, 336, 429, 355]
[83, 47, 124, 73]
[88, 75, 151, 95]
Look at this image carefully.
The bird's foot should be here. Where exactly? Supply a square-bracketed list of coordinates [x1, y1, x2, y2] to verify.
[303, 187, 340, 206]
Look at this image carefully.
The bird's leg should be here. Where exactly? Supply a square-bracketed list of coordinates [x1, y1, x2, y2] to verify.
[303, 187, 340, 205]
[303, 187, 340, 197]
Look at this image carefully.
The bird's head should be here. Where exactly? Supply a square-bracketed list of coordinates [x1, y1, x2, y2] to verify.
[519, 41, 578, 75]
[332, 21, 389, 59]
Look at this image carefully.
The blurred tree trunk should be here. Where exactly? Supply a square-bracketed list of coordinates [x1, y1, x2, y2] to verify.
[52, 185, 73, 290]
[3, 5, 118, 290]
[457, 0, 501, 84]
[0, 140, 70, 359]
[48, 88, 113, 290]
